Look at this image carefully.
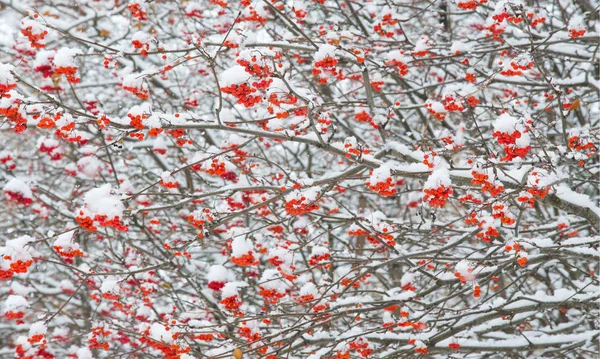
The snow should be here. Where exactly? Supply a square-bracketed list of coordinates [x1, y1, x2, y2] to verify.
[149, 322, 173, 343]
[269, 247, 294, 266]
[184, 2, 203, 14]
[0, 63, 15, 84]
[3, 178, 33, 198]
[313, 44, 337, 62]
[100, 278, 120, 294]
[37, 136, 60, 150]
[435, 331, 599, 349]
[414, 36, 430, 52]
[144, 113, 162, 128]
[493, 113, 520, 133]
[385, 141, 425, 161]
[159, 171, 177, 184]
[77, 156, 102, 178]
[300, 282, 318, 297]
[81, 184, 125, 218]
[21, 17, 45, 34]
[53, 47, 82, 68]
[221, 281, 247, 298]
[368, 164, 392, 184]
[424, 167, 451, 188]
[385, 50, 410, 64]
[219, 65, 251, 87]
[259, 269, 285, 290]
[284, 188, 319, 203]
[29, 321, 47, 336]
[4, 295, 28, 311]
[59, 280, 76, 292]
[554, 184, 600, 218]
[122, 73, 147, 90]
[53, 231, 79, 251]
[231, 237, 253, 256]
[455, 260, 475, 280]
[425, 100, 446, 114]
[568, 15, 585, 31]
[207, 264, 229, 282]
[310, 245, 329, 257]
[131, 31, 152, 45]
[76, 347, 93, 359]
[9, 282, 33, 297]
[451, 40, 473, 54]
[0, 235, 35, 265]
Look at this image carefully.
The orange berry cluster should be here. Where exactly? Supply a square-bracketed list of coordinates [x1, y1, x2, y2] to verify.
[354, 110, 379, 129]
[493, 129, 521, 145]
[37, 112, 60, 129]
[348, 338, 373, 358]
[188, 208, 213, 238]
[313, 56, 338, 69]
[131, 39, 149, 57]
[476, 221, 499, 243]
[471, 170, 504, 197]
[492, 11, 523, 24]
[0, 153, 16, 170]
[87, 327, 111, 351]
[123, 84, 149, 99]
[38, 141, 61, 161]
[0, 82, 16, 98]
[457, 0, 487, 9]
[568, 135, 596, 162]
[386, 58, 408, 77]
[221, 83, 262, 108]
[204, 158, 227, 176]
[285, 197, 319, 216]
[308, 252, 330, 266]
[366, 177, 397, 197]
[0, 99, 27, 133]
[0, 258, 34, 280]
[55, 66, 80, 83]
[423, 185, 453, 208]
[443, 96, 465, 113]
[4, 190, 33, 206]
[500, 61, 534, 77]
[259, 287, 286, 305]
[232, 252, 259, 267]
[527, 12, 546, 27]
[424, 103, 446, 121]
[492, 203, 515, 225]
[237, 57, 273, 78]
[139, 334, 191, 358]
[220, 294, 242, 312]
[569, 29, 585, 38]
[159, 179, 179, 188]
[128, 3, 147, 21]
[76, 212, 128, 232]
[373, 13, 398, 38]
[21, 25, 47, 49]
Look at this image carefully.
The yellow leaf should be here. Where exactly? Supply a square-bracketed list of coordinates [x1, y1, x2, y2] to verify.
[99, 29, 111, 38]
[569, 99, 580, 111]
[233, 348, 243, 359]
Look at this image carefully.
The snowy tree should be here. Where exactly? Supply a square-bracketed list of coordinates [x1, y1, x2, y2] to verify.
[0, 0, 598, 358]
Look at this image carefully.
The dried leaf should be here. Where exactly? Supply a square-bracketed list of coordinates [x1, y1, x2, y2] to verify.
[233, 348, 243, 359]
[570, 99, 580, 111]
